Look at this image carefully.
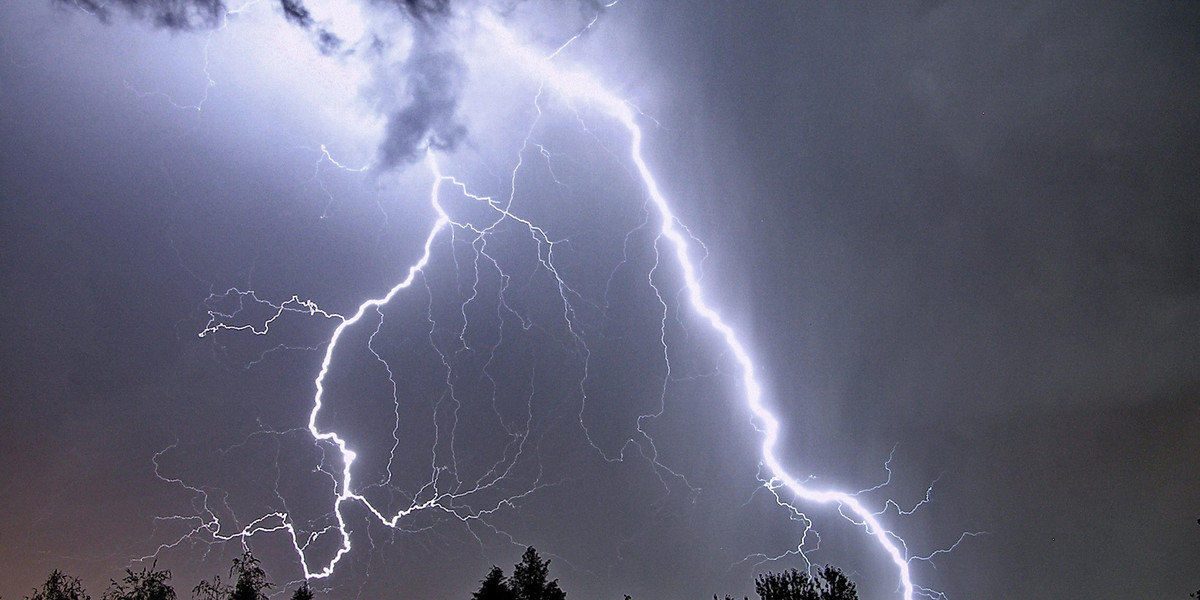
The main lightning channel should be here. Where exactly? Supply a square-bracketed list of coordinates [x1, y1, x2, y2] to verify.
[475, 14, 918, 599]
[296, 169, 451, 578]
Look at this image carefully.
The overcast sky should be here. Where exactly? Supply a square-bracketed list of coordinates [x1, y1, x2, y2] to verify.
[1, 1, 1198, 599]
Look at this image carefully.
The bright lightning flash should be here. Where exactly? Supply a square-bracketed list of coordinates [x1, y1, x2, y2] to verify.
[158, 5, 976, 599]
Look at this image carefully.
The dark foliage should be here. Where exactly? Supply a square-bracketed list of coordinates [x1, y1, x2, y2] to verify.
[472, 566, 512, 600]
[192, 552, 271, 600]
[469, 547, 567, 600]
[25, 571, 91, 600]
[753, 566, 857, 600]
[101, 565, 176, 600]
[510, 548, 566, 600]
[289, 583, 314, 600]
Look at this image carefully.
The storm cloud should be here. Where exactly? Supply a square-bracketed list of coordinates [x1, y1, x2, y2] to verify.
[61, 0, 470, 169]
[66, 0, 226, 29]
[65, 0, 455, 26]
[377, 32, 466, 168]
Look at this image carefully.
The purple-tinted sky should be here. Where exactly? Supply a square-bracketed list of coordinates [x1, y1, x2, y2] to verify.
[1, 1, 1198, 599]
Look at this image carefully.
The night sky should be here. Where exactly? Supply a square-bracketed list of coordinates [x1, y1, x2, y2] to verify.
[1, 1, 1198, 599]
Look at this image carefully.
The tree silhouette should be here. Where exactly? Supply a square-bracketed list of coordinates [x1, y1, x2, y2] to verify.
[191, 575, 225, 600]
[192, 552, 271, 600]
[101, 565, 176, 600]
[470, 548, 567, 600]
[228, 552, 271, 600]
[472, 566, 513, 600]
[509, 547, 566, 600]
[289, 583, 314, 600]
[25, 571, 90, 600]
[753, 566, 857, 600]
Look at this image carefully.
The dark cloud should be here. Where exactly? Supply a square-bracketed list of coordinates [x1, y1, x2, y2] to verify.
[393, 0, 453, 21]
[275, 0, 344, 53]
[64, 0, 226, 29]
[56, 0, 618, 172]
[279, 0, 313, 26]
[377, 33, 468, 168]
[58, 0, 469, 170]
[315, 28, 344, 54]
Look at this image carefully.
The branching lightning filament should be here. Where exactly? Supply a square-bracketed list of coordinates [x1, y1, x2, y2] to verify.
[164, 7, 977, 599]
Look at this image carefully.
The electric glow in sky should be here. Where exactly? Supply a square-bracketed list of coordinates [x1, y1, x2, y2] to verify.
[125, 2, 976, 598]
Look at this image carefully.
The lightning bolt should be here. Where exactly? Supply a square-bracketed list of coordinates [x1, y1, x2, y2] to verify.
[473, 13, 930, 597]
[148, 5, 978, 599]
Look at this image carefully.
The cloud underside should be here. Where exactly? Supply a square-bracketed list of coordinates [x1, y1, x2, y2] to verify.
[64, 0, 466, 169]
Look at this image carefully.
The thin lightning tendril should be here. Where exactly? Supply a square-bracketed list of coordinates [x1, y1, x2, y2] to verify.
[121, 0, 261, 110]
[153, 7, 978, 599]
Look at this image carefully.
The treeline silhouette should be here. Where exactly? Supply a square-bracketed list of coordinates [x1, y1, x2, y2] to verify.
[18, 552, 310, 600]
[15, 548, 860, 600]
